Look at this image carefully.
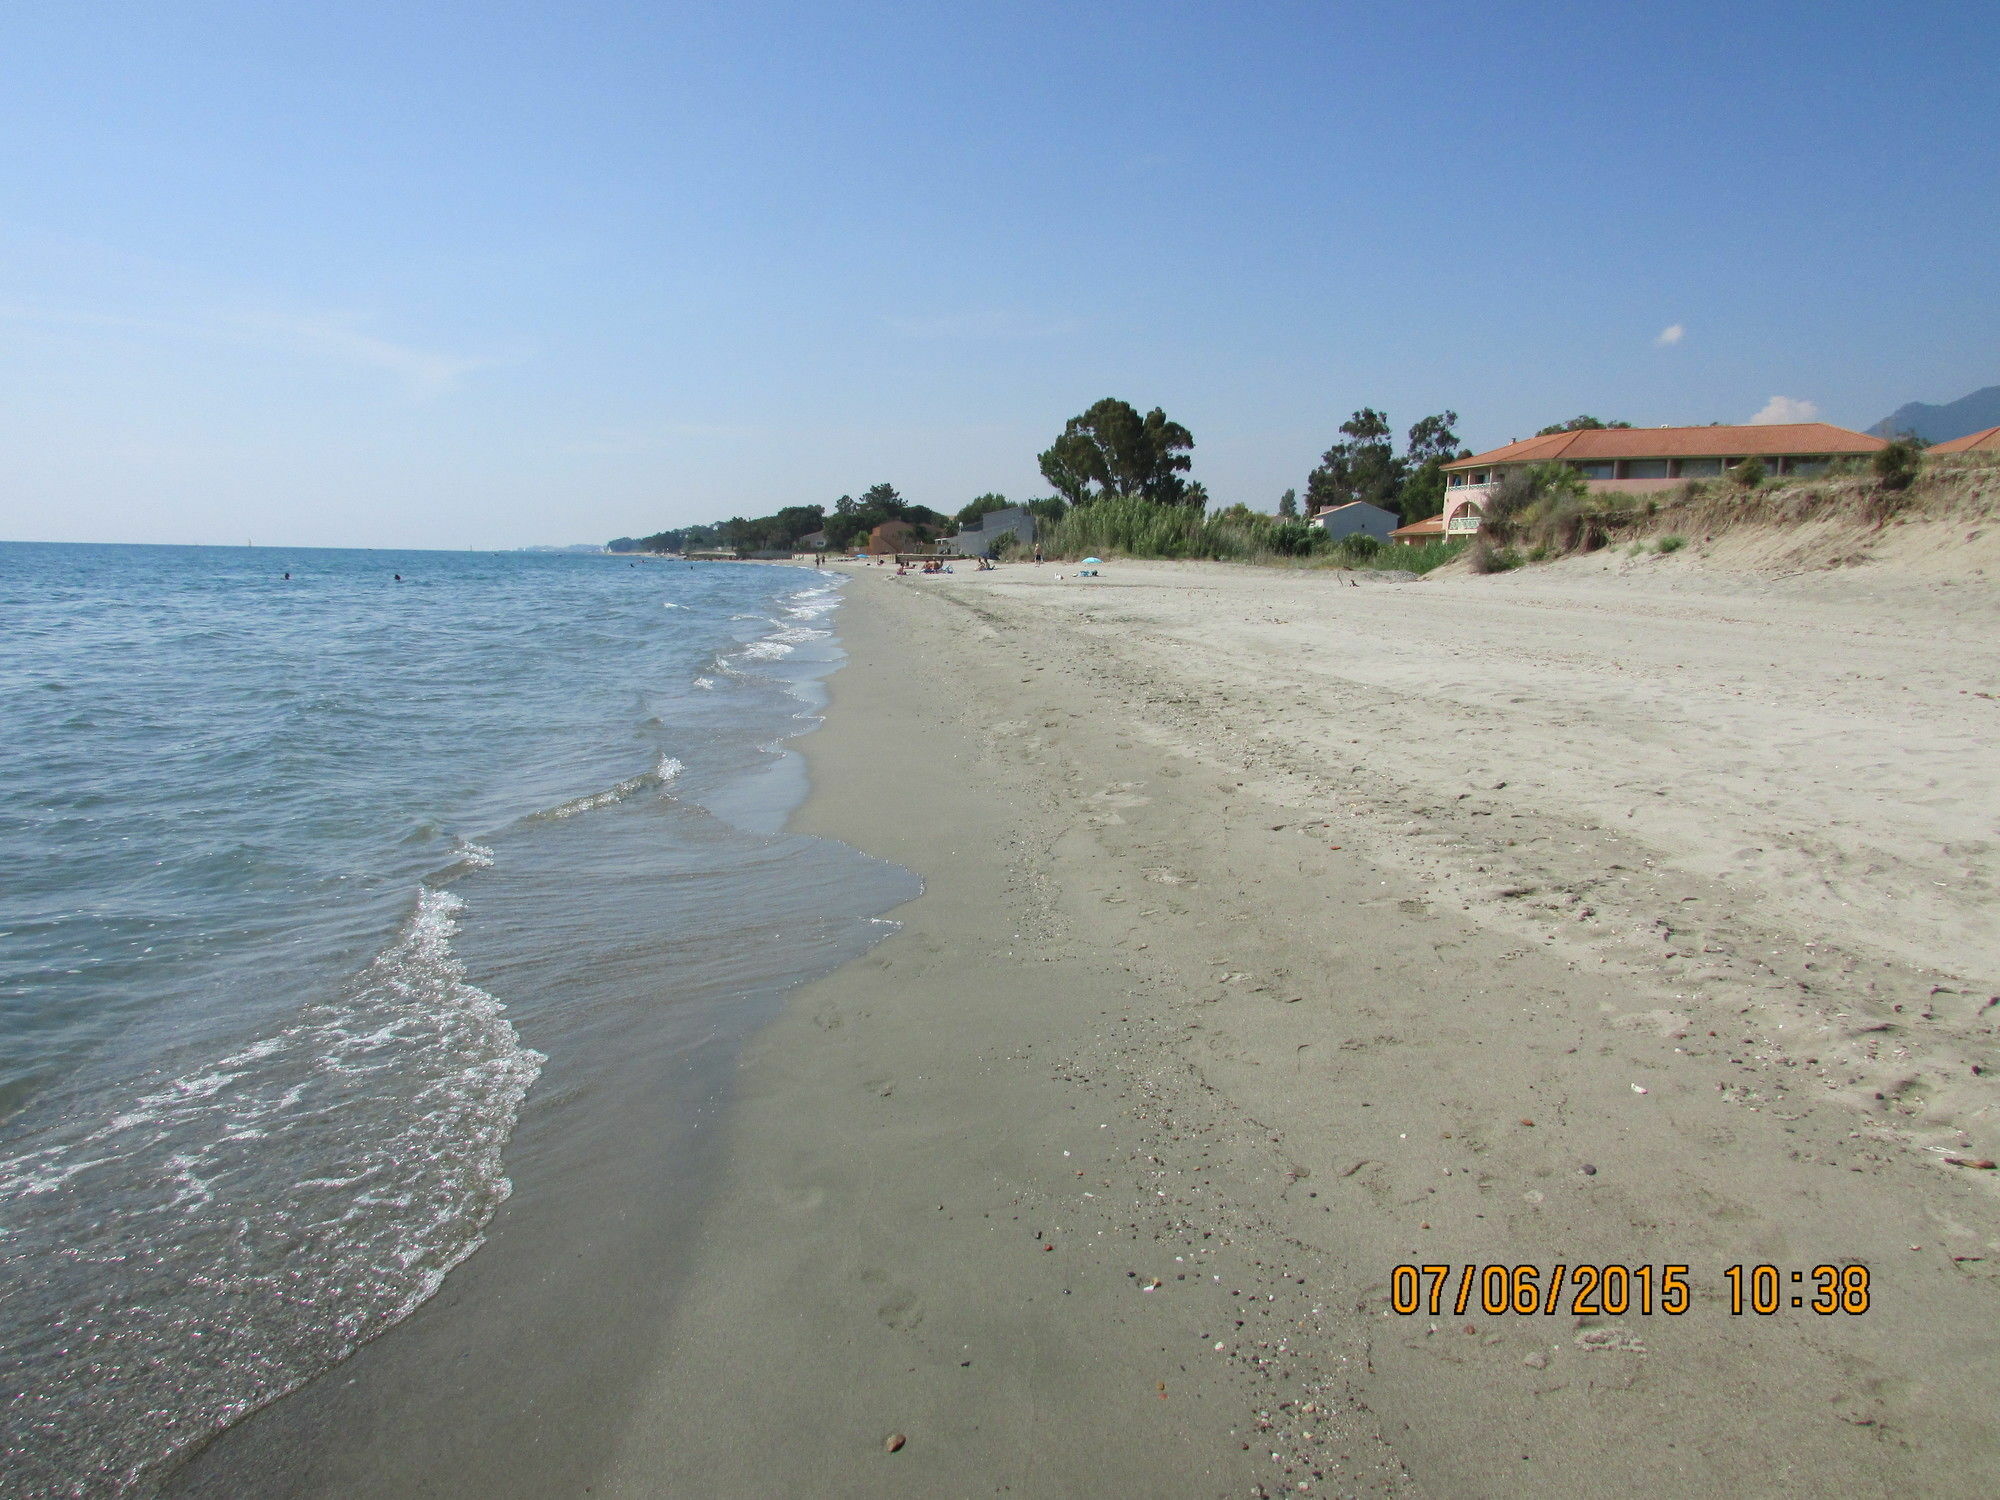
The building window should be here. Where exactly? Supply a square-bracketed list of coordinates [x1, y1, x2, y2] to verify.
[1619, 459, 1670, 479]
[1448, 473, 1463, 487]
[1573, 462, 1615, 480]
[1790, 457, 1829, 477]
[1672, 458, 1723, 477]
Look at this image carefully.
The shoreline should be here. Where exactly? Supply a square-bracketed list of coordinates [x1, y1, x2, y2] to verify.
[597, 559, 2000, 1497]
[152, 565, 913, 1500]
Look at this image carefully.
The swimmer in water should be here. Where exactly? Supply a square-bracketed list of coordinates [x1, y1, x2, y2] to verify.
[393, 573, 402, 581]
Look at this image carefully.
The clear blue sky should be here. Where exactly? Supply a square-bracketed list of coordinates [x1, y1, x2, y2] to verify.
[2, 0, 1993, 547]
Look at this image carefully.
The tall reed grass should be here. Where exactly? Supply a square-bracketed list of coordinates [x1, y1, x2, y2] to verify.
[1039, 496, 1463, 573]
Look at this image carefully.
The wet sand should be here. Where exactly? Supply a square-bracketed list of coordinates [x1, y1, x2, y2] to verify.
[600, 558, 2000, 1498]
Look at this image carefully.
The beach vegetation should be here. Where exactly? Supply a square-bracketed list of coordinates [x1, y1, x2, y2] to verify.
[1378, 538, 1467, 574]
[1039, 492, 1462, 573]
[1656, 534, 1687, 553]
[1469, 540, 1523, 573]
[1733, 457, 1767, 489]
[1276, 488, 1300, 519]
[1481, 461, 1605, 553]
[1330, 531, 1383, 564]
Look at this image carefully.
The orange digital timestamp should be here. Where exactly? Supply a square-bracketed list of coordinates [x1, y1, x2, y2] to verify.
[1388, 1264, 1871, 1317]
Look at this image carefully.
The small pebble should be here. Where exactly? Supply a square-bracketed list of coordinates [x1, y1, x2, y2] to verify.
[1580, 1163, 1598, 1176]
[1523, 1352, 1548, 1369]
[885, 1433, 906, 1453]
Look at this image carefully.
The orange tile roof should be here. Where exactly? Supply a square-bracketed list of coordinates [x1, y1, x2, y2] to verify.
[1389, 514, 1445, 537]
[1445, 422, 1886, 470]
[1930, 425, 2000, 454]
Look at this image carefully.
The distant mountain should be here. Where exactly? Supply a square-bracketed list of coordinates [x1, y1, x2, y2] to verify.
[1869, 384, 2000, 443]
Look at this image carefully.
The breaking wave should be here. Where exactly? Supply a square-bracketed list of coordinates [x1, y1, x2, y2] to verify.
[0, 888, 544, 1497]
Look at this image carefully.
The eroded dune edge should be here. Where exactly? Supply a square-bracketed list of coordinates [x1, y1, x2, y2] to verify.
[604, 557, 2000, 1500]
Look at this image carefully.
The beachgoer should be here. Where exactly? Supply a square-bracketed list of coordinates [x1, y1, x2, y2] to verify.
[1033, 543, 1043, 564]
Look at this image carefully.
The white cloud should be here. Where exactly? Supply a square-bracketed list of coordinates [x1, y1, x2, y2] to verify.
[231, 311, 487, 399]
[0, 301, 487, 400]
[1748, 395, 1820, 425]
[1655, 323, 1685, 346]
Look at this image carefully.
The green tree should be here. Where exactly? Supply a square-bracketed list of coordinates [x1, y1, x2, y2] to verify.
[1276, 488, 1299, 519]
[1305, 408, 1402, 516]
[956, 493, 1011, 526]
[1535, 415, 1633, 436]
[1405, 412, 1461, 465]
[1038, 398, 1197, 507]
[1398, 411, 1462, 521]
[821, 483, 948, 551]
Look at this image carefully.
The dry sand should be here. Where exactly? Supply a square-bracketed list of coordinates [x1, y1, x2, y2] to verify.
[600, 556, 2000, 1499]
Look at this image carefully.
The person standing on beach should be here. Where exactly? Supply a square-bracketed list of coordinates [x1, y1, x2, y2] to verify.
[1033, 543, 1043, 564]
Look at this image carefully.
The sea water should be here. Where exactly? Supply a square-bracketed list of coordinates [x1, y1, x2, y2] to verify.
[0, 544, 915, 1497]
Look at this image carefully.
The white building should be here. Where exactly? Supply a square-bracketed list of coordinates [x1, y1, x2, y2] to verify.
[1308, 500, 1399, 543]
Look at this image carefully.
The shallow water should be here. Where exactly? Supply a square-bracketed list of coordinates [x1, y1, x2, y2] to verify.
[0, 544, 915, 1496]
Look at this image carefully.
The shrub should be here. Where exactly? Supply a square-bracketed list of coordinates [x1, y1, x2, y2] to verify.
[1481, 462, 1613, 553]
[1265, 519, 1318, 557]
[1656, 534, 1686, 553]
[1372, 539, 1464, 574]
[1470, 540, 1522, 573]
[1733, 457, 1766, 489]
[1330, 531, 1383, 565]
[1873, 436, 1924, 492]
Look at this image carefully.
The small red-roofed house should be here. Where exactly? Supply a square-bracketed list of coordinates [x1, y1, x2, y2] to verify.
[1388, 514, 1445, 546]
[1929, 426, 2000, 455]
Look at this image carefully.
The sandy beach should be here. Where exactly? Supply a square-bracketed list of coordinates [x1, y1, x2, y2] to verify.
[598, 555, 2000, 1498]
